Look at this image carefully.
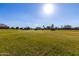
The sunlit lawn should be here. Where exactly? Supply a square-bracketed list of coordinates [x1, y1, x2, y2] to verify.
[0, 29, 79, 55]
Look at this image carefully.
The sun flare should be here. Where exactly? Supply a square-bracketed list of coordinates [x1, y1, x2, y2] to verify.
[43, 4, 54, 15]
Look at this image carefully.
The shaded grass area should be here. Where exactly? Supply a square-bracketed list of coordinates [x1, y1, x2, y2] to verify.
[0, 29, 79, 55]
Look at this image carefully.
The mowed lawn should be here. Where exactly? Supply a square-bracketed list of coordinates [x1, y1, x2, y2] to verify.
[0, 30, 79, 56]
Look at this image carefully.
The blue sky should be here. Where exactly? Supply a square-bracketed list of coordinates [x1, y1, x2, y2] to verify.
[0, 3, 79, 27]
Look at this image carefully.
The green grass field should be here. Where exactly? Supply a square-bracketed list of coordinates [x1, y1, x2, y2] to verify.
[0, 29, 79, 56]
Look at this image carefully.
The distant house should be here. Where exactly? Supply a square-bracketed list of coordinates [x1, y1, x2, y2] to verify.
[35, 27, 42, 30]
[0, 24, 9, 29]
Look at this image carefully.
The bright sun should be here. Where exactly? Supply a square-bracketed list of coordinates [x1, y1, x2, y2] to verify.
[43, 4, 54, 15]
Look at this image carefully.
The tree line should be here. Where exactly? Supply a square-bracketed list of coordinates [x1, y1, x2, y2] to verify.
[0, 24, 79, 30]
